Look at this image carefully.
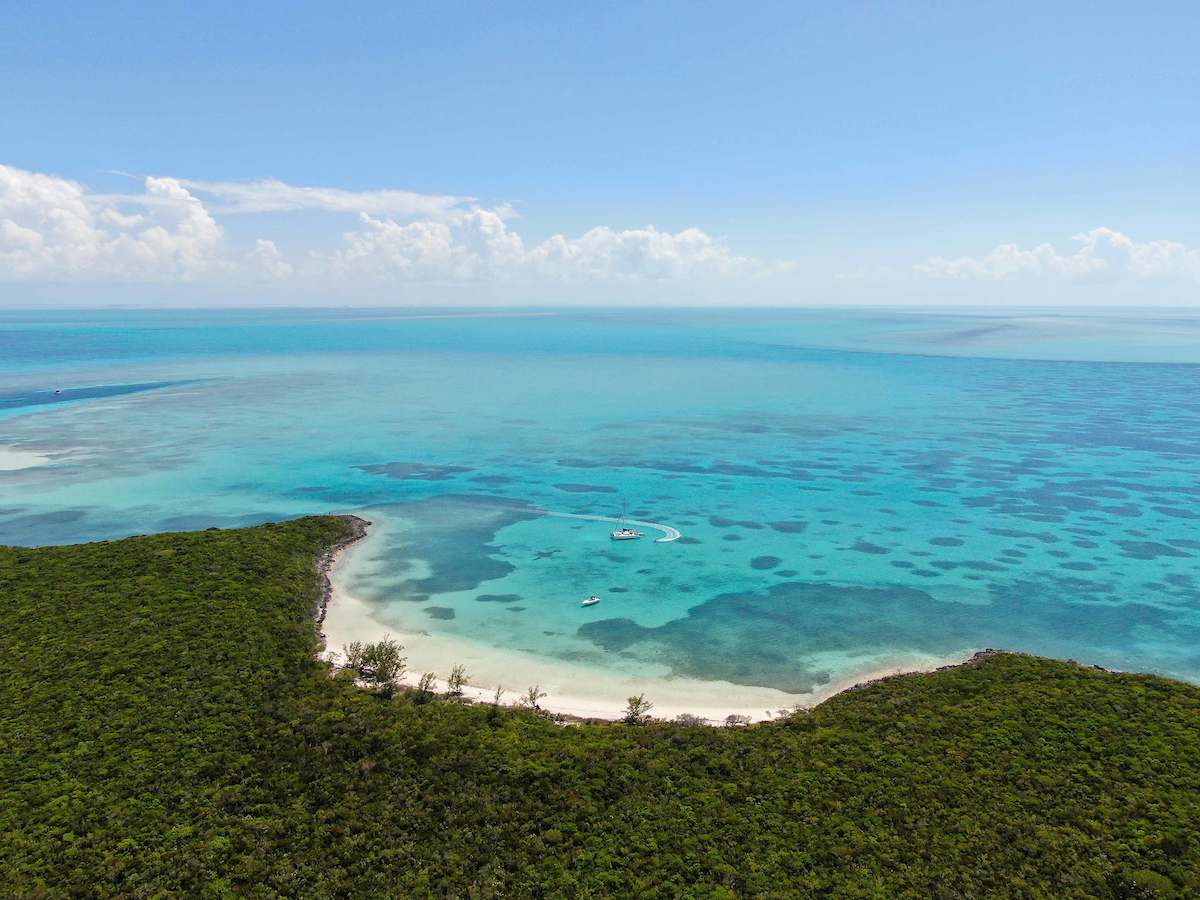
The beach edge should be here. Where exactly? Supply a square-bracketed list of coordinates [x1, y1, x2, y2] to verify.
[314, 514, 372, 642]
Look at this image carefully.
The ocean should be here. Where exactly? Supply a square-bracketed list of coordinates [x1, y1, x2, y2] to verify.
[3, 307, 1199, 716]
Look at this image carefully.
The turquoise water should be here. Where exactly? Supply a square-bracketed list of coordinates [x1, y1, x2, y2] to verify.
[3, 308, 1200, 698]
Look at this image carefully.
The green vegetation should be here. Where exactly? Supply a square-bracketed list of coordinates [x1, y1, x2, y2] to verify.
[2, 517, 1198, 897]
[446, 662, 469, 698]
[342, 637, 406, 685]
[622, 692, 655, 726]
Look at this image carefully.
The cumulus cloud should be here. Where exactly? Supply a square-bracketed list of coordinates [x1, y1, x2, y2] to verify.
[525, 225, 755, 280]
[917, 228, 1200, 281]
[328, 210, 757, 282]
[0, 164, 225, 281]
[247, 239, 293, 279]
[329, 208, 524, 281]
[0, 163, 767, 286]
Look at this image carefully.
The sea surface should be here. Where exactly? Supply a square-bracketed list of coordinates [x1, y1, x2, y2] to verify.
[3, 307, 1200, 704]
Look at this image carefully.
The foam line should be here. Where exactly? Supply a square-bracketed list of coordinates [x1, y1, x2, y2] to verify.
[536, 509, 682, 542]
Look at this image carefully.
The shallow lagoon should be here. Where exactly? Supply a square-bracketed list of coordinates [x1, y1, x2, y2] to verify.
[3, 308, 1199, 707]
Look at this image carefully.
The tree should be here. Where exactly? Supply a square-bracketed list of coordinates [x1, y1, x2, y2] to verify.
[446, 664, 468, 697]
[724, 713, 751, 728]
[342, 641, 366, 671]
[520, 685, 547, 711]
[342, 638, 405, 687]
[364, 638, 405, 684]
[417, 672, 437, 694]
[673, 713, 709, 727]
[623, 693, 654, 725]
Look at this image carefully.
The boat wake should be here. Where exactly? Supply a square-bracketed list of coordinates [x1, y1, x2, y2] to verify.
[536, 509, 682, 542]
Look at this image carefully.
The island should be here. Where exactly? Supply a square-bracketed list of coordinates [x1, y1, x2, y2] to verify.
[1, 516, 1196, 896]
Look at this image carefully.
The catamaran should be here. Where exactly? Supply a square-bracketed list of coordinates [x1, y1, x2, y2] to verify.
[610, 502, 643, 540]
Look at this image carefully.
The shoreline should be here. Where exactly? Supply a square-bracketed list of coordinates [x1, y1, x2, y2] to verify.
[314, 514, 372, 629]
[318, 516, 999, 724]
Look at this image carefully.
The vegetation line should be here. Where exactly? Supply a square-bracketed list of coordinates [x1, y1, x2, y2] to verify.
[313, 513, 371, 627]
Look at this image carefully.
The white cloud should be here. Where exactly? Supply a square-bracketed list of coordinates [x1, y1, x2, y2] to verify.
[325, 210, 760, 283]
[0, 164, 225, 281]
[172, 177, 470, 218]
[328, 208, 526, 281]
[0, 163, 767, 287]
[247, 239, 293, 279]
[917, 227, 1200, 282]
[526, 225, 756, 280]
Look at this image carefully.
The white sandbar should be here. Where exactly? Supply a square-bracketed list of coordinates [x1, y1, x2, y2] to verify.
[0, 446, 51, 471]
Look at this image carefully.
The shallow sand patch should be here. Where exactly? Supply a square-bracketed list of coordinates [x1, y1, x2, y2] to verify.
[0, 446, 51, 472]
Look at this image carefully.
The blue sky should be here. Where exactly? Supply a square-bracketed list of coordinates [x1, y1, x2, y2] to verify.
[1, 1, 1198, 305]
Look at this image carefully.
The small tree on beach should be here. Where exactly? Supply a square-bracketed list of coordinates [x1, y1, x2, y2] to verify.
[724, 713, 751, 728]
[417, 672, 437, 694]
[343, 641, 366, 671]
[364, 638, 405, 684]
[446, 664, 468, 698]
[623, 694, 654, 726]
[673, 713, 708, 727]
[520, 685, 547, 711]
[342, 638, 405, 687]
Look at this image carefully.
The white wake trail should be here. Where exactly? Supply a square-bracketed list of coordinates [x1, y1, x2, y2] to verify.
[535, 509, 682, 542]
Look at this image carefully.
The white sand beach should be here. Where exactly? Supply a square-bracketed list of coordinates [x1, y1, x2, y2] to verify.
[321, 522, 980, 724]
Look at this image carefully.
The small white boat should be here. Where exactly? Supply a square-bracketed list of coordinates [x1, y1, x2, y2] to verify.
[580, 595, 601, 607]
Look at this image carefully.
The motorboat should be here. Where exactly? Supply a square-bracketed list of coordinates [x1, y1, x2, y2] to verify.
[580, 595, 601, 607]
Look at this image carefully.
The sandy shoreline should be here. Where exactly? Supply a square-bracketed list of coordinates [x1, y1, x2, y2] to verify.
[314, 514, 372, 626]
[319, 515, 989, 724]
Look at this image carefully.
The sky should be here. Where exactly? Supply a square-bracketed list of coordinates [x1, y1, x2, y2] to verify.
[1, 0, 1198, 307]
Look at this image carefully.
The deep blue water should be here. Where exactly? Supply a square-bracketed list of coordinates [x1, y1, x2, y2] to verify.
[3, 307, 1199, 701]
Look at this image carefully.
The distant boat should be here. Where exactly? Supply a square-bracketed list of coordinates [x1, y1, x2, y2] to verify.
[581, 595, 601, 607]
